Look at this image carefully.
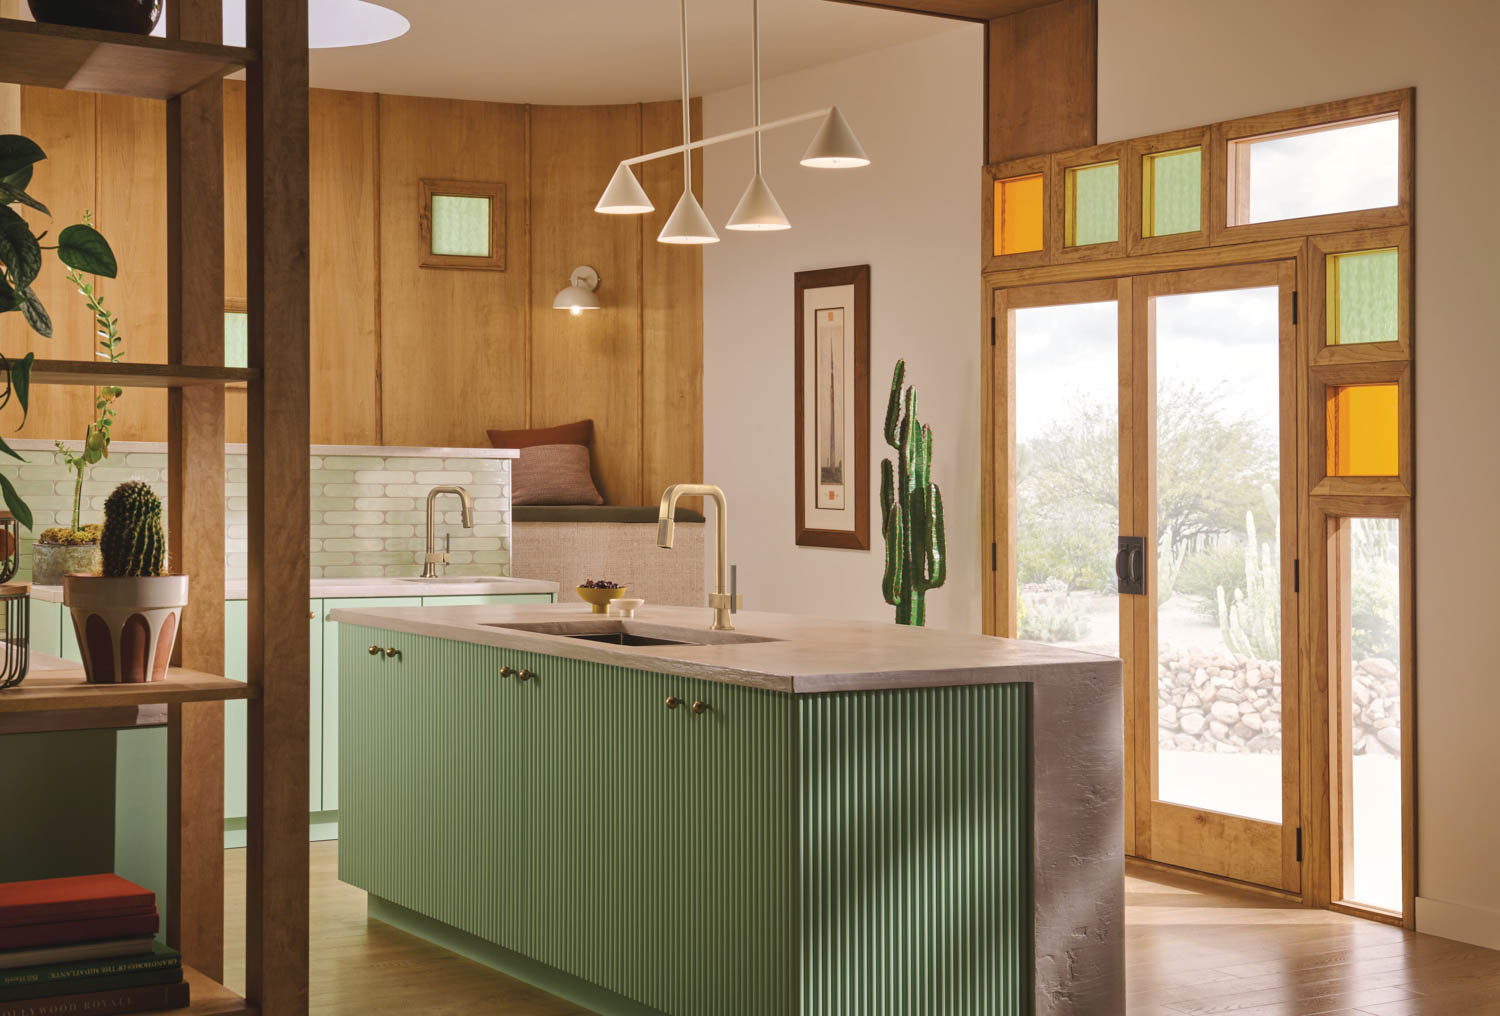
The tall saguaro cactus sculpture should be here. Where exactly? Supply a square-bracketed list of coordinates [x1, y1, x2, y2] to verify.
[881, 359, 946, 626]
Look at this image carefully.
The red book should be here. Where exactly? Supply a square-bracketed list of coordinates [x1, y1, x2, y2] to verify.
[0, 877, 155, 929]
[0, 915, 159, 953]
[0, 977, 187, 1014]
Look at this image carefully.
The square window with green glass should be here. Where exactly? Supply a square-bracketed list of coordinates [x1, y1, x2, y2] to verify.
[420, 178, 506, 271]
[1142, 146, 1202, 237]
[1064, 161, 1119, 246]
[1328, 248, 1398, 346]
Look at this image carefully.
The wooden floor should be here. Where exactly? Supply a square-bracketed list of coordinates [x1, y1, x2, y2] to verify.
[225, 844, 1500, 1014]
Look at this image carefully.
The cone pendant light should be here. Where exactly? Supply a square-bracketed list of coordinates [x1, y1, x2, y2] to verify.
[801, 105, 870, 168]
[726, 0, 790, 231]
[595, 163, 654, 214]
[659, 0, 718, 244]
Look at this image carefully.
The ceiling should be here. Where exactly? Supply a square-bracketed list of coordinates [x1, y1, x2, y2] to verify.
[297, 0, 964, 105]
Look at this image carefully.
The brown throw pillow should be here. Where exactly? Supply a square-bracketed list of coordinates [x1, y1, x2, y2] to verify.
[511, 443, 604, 506]
[487, 418, 593, 450]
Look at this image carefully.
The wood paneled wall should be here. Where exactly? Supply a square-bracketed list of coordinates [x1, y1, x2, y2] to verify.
[986, 0, 1097, 162]
[9, 84, 704, 506]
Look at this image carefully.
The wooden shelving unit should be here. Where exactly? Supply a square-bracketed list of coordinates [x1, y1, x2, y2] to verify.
[1, 3, 309, 1014]
[28, 360, 260, 388]
[0, 17, 252, 100]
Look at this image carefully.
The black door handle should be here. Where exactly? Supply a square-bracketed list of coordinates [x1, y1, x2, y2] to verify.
[1117, 536, 1146, 596]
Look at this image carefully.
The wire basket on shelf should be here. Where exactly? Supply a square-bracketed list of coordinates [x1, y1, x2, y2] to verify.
[0, 511, 29, 689]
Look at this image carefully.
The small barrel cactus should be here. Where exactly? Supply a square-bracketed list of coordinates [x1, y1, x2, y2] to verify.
[881, 359, 946, 626]
[100, 480, 167, 577]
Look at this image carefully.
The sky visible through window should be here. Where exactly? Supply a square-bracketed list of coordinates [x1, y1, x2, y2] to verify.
[1246, 117, 1399, 223]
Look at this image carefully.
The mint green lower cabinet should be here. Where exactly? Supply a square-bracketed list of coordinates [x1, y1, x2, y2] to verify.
[319, 596, 422, 812]
[29, 598, 82, 662]
[338, 627, 1031, 1016]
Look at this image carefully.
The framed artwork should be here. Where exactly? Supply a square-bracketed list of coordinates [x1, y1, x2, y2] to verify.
[794, 264, 870, 550]
[418, 178, 506, 271]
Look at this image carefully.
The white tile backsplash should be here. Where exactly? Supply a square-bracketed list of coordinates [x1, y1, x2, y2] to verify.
[6, 442, 511, 582]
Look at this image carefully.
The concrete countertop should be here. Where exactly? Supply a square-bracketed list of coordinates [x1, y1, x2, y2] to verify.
[325, 601, 1119, 694]
[29, 575, 559, 603]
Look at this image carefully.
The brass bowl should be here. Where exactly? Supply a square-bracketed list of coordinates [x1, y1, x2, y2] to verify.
[576, 585, 627, 614]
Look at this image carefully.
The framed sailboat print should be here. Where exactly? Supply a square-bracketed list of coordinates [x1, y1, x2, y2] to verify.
[794, 265, 871, 550]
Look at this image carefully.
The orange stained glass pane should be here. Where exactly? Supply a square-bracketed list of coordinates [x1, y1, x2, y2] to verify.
[1327, 383, 1399, 476]
[995, 174, 1044, 255]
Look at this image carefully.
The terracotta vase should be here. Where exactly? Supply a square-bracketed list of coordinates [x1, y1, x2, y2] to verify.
[63, 574, 189, 684]
[27, 0, 162, 34]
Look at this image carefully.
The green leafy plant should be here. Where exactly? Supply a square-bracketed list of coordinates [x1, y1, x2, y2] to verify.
[880, 359, 946, 627]
[100, 480, 166, 578]
[50, 225, 126, 539]
[0, 134, 119, 530]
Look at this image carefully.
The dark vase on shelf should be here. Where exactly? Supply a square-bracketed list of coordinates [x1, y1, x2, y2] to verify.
[26, 0, 163, 34]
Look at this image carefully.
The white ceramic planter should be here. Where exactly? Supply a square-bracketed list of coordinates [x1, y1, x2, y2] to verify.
[63, 574, 189, 684]
[33, 542, 102, 586]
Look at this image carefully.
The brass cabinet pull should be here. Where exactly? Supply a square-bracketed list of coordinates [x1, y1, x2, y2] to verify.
[310, 611, 316, 620]
[665, 696, 682, 710]
[516, 669, 534, 682]
[500, 666, 516, 678]
[384, 647, 400, 659]
[692, 700, 710, 714]
[368, 645, 381, 656]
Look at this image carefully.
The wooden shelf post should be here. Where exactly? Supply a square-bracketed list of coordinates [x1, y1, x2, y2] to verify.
[245, 0, 312, 1012]
[166, 0, 229, 983]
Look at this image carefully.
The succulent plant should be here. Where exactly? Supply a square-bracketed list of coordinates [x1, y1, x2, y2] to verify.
[100, 480, 167, 578]
[880, 359, 946, 627]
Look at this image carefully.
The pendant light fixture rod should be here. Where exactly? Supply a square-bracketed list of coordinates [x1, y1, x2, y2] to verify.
[622, 107, 830, 168]
[752, 0, 762, 173]
[679, 0, 692, 192]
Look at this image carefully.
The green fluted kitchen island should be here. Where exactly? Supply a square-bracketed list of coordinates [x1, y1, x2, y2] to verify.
[327, 602, 1124, 1016]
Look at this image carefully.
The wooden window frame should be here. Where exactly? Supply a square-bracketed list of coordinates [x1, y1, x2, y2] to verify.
[1308, 227, 1412, 367]
[982, 155, 1052, 272]
[980, 88, 1418, 929]
[1125, 126, 1211, 256]
[1306, 497, 1415, 927]
[1209, 89, 1413, 246]
[1310, 361, 1411, 498]
[418, 178, 507, 271]
[1048, 142, 1127, 263]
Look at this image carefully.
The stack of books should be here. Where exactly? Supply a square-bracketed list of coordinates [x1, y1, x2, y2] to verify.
[0, 874, 188, 1014]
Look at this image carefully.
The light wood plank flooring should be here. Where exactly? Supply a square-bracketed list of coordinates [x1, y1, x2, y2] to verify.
[224, 844, 1500, 1014]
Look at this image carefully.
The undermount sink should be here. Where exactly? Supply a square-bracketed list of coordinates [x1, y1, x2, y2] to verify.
[484, 619, 779, 648]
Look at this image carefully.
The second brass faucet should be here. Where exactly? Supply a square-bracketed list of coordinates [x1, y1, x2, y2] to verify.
[657, 482, 740, 630]
[422, 485, 474, 578]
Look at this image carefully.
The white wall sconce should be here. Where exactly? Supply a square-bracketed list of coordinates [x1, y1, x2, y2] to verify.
[553, 266, 601, 315]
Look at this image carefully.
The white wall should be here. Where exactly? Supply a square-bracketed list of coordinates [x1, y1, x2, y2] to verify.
[702, 26, 984, 631]
[1102, 0, 1500, 951]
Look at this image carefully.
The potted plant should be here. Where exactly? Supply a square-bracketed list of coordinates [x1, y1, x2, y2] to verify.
[26, 1, 162, 35]
[0, 133, 118, 533]
[64, 481, 188, 684]
[33, 248, 127, 584]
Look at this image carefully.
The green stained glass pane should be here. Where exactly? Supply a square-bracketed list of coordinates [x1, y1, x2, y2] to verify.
[1067, 162, 1118, 246]
[225, 311, 248, 369]
[1145, 147, 1201, 237]
[1331, 249, 1399, 345]
[431, 194, 491, 257]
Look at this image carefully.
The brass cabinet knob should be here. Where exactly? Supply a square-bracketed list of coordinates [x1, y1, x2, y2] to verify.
[692, 700, 710, 714]
[516, 669, 534, 682]
[368, 645, 381, 656]
[665, 696, 682, 710]
[384, 647, 400, 659]
[500, 666, 516, 678]
[310, 611, 316, 619]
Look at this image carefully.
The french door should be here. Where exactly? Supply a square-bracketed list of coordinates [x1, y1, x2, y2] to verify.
[989, 262, 1301, 891]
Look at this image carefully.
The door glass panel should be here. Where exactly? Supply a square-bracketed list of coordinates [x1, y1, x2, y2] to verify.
[1327, 383, 1399, 476]
[995, 174, 1044, 255]
[1154, 286, 1283, 822]
[1329, 248, 1399, 346]
[1345, 517, 1402, 912]
[1065, 162, 1119, 247]
[1014, 301, 1118, 656]
[1143, 147, 1201, 237]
